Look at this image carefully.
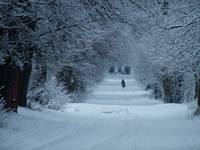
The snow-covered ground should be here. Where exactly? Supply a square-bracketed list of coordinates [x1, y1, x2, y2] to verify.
[86, 74, 161, 105]
[0, 74, 200, 150]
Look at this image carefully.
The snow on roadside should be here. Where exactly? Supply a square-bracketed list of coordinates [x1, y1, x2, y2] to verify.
[1, 74, 200, 150]
[0, 104, 200, 150]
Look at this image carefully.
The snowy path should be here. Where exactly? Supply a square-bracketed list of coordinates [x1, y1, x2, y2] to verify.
[0, 74, 200, 150]
[86, 74, 161, 105]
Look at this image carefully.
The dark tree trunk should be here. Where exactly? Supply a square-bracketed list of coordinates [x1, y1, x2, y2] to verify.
[0, 65, 7, 99]
[124, 66, 131, 74]
[194, 79, 200, 115]
[161, 73, 184, 104]
[109, 66, 115, 74]
[162, 77, 173, 103]
[31, 52, 47, 90]
[0, 0, 36, 111]
[153, 83, 162, 100]
[198, 82, 200, 106]
[6, 65, 20, 112]
[18, 62, 32, 107]
[118, 67, 122, 73]
[0, 56, 33, 111]
[0, 60, 21, 112]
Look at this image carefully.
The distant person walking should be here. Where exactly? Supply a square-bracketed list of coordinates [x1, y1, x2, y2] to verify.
[121, 79, 126, 88]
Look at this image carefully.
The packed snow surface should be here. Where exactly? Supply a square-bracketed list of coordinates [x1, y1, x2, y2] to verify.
[0, 74, 200, 150]
[86, 74, 161, 105]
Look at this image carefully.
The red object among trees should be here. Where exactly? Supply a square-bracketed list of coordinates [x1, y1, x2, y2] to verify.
[0, 64, 20, 112]
[0, 61, 32, 112]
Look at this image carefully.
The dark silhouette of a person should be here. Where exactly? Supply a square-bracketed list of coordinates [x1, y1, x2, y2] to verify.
[121, 79, 126, 88]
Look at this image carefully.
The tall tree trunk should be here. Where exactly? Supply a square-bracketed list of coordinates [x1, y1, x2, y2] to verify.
[18, 61, 32, 107]
[194, 79, 200, 115]
[0, 59, 20, 112]
[0, 0, 37, 111]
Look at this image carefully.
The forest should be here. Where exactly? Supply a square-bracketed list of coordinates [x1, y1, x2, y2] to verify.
[0, 1, 200, 149]
[1, 0, 200, 113]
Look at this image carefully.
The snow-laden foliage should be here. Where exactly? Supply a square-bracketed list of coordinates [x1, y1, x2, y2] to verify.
[0, 98, 10, 127]
[1, 0, 200, 112]
[0, 0, 131, 107]
[28, 76, 70, 110]
[97, 0, 200, 107]
[0, 0, 37, 66]
[26, 0, 132, 106]
[76, 0, 200, 112]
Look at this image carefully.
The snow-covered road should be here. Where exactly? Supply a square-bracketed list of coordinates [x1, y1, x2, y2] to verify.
[0, 74, 200, 150]
[86, 74, 161, 105]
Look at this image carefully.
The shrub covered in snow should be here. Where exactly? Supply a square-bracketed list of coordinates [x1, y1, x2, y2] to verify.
[0, 98, 10, 128]
[28, 77, 71, 111]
